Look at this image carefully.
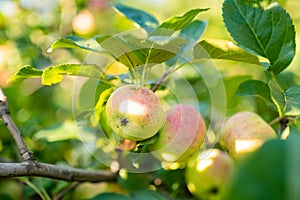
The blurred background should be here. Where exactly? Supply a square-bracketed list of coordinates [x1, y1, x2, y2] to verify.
[0, 0, 299, 199]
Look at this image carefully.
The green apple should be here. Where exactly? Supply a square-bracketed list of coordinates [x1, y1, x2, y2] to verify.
[149, 104, 206, 162]
[220, 111, 277, 160]
[106, 84, 165, 141]
[185, 149, 235, 200]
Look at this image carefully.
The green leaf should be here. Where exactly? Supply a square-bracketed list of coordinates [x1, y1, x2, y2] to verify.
[95, 88, 113, 121]
[224, 139, 285, 200]
[222, 0, 296, 74]
[47, 35, 108, 53]
[42, 64, 103, 85]
[194, 39, 260, 65]
[167, 20, 207, 65]
[91, 190, 166, 200]
[236, 80, 273, 104]
[131, 190, 165, 200]
[151, 8, 209, 36]
[289, 119, 300, 135]
[285, 85, 300, 116]
[93, 88, 119, 141]
[99, 35, 145, 68]
[99, 35, 185, 68]
[92, 193, 131, 200]
[268, 80, 286, 116]
[224, 75, 252, 111]
[180, 20, 207, 42]
[7, 65, 43, 83]
[113, 4, 159, 33]
[145, 37, 186, 64]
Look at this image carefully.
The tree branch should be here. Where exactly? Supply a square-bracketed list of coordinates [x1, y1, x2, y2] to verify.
[0, 88, 34, 161]
[0, 161, 116, 182]
[0, 88, 117, 183]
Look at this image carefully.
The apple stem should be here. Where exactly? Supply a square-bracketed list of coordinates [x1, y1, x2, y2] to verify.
[152, 62, 187, 92]
[152, 69, 172, 92]
[270, 115, 295, 136]
[141, 45, 153, 85]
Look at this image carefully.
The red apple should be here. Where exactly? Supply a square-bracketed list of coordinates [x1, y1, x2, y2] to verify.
[149, 104, 206, 162]
[106, 84, 165, 141]
[220, 111, 277, 160]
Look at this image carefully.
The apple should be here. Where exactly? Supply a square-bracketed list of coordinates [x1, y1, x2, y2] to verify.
[149, 104, 206, 162]
[220, 111, 277, 160]
[186, 149, 235, 200]
[106, 84, 165, 141]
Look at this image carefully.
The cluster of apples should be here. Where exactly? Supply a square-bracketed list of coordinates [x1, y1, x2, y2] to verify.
[105, 84, 206, 162]
[105, 84, 277, 199]
[185, 111, 277, 199]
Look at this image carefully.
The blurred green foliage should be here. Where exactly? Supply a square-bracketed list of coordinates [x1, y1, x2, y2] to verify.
[0, 0, 300, 199]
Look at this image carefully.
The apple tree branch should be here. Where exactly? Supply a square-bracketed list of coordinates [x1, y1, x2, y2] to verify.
[0, 88, 117, 182]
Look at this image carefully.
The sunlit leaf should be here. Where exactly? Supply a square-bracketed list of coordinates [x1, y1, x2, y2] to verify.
[113, 4, 159, 33]
[47, 35, 109, 53]
[236, 80, 273, 105]
[94, 88, 113, 122]
[223, 0, 296, 74]
[7, 65, 43, 83]
[42, 64, 103, 85]
[194, 39, 261, 65]
[151, 8, 209, 36]
[33, 121, 79, 142]
[285, 85, 300, 116]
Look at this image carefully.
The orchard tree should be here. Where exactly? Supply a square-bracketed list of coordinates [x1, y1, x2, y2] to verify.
[1, 0, 300, 199]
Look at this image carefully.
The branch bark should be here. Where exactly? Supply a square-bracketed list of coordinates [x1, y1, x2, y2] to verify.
[0, 88, 34, 161]
[0, 161, 116, 182]
[0, 88, 117, 183]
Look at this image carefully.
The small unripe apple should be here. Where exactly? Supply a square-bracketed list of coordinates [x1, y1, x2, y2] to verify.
[106, 84, 165, 141]
[149, 104, 206, 162]
[220, 111, 277, 160]
[185, 149, 235, 200]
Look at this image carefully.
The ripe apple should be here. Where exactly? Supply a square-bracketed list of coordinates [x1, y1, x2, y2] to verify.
[106, 84, 165, 141]
[220, 111, 277, 160]
[149, 104, 206, 162]
[185, 149, 235, 200]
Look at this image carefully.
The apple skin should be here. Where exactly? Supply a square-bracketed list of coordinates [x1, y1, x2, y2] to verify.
[220, 111, 277, 160]
[149, 104, 206, 162]
[106, 84, 165, 141]
[185, 149, 235, 200]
